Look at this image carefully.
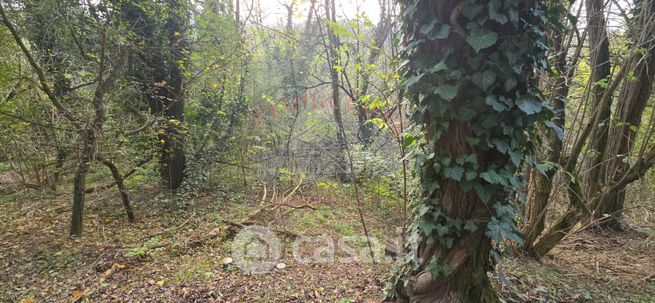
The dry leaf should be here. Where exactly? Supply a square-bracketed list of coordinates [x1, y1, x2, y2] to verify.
[71, 289, 83, 302]
[19, 294, 35, 303]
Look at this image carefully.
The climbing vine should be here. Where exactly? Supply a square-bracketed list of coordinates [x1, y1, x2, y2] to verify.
[389, 0, 557, 298]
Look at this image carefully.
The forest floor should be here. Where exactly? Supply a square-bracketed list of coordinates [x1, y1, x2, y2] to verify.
[0, 182, 654, 302]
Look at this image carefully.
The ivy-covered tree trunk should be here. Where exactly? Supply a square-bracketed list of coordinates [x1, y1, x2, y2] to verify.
[388, 0, 551, 302]
[522, 24, 569, 252]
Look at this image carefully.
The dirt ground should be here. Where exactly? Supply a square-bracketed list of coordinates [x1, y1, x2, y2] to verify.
[0, 186, 653, 302]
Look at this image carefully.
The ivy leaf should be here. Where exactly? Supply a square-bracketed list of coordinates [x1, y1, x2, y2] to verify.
[504, 78, 517, 91]
[434, 84, 458, 101]
[464, 220, 478, 232]
[404, 73, 424, 89]
[466, 27, 498, 52]
[491, 138, 509, 154]
[463, 4, 485, 20]
[535, 161, 557, 176]
[428, 24, 451, 40]
[516, 96, 543, 114]
[509, 8, 519, 26]
[416, 204, 431, 216]
[545, 120, 564, 140]
[429, 61, 448, 73]
[486, 217, 523, 244]
[480, 169, 507, 186]
[489, 0, 509, 24]
[485, 96, 508, 112]
[426, 181, 440, 195]
[508, 150, 523, 166]
[435, 224, 450, 237]
[419, 219, 435, 235]
[472, 70, 496, 91]
[444, 237, 454, 249]
[444, 166, 465, 181]
[420, 19, 438, 35]
[456, 153, 476, 165]
[474, 184, 494, 203]
[426, 256, 448, 279]
[457, 106, 477, 121]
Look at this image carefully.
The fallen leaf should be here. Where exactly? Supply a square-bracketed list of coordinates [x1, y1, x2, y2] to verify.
[19, 294, 35, 303]
[71, 289, 83, 302]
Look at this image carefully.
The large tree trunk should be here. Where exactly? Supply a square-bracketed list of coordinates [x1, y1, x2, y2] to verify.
[394, 125, 501, 303]
[160, 0, 187, 190]
[122, 0, 187, 190]
[596, 0, 655, 229]
[389, 0, 549, 301]
[581, 0, 612, 201]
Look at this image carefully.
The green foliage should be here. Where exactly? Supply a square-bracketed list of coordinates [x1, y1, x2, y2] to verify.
[389, 0, 555, 294]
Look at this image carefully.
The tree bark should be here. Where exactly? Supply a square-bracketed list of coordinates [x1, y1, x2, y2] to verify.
[522, 26, 570, 251]
[70, 131, 94, 236]
[596, 0, 655, 229]
[121, 0, 187, 190]
[389, 0, 548, 301]
[395, 127, 501, 303]
[581, 0, 612, 201]
[161, 0, 187, 190]
[97, 155, 135, 222]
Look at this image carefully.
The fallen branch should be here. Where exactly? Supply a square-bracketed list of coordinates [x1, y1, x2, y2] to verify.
[221, 219, 302, 239]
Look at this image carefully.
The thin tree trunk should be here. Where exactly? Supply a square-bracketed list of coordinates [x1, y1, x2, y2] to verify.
[70, 131, 94, 236]
[581, 0, 612, 201]
[97, 155, 135, 222]
[354, 2, 390, 147]
[282, 2, 302, 171]
[320, 0, 348, 180]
